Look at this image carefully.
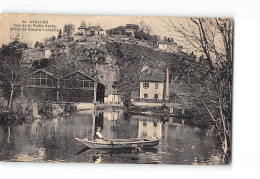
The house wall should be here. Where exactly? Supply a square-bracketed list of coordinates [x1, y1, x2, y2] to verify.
[78, 29, 86, 34]
[104, 94, 122, 104]
[99, 30, 106, 36]
[139, 82, 164, 100]
[158, 44, 178, 53]
[44, 50, 51, 59]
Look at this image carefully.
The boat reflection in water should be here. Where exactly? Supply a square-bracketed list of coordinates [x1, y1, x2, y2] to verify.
[0, 109, 223, 164]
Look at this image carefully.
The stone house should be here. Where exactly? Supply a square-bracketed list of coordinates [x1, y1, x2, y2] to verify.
[139, 74, 165, 101]
[77, 21, 106, 37]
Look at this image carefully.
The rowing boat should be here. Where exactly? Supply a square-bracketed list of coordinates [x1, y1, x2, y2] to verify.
[75, 137, 160, 149]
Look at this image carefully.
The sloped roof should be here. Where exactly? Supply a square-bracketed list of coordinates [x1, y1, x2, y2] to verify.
[60, 70, 104, 85]
[78, 21, 87, 29]
[87, 26, 104, 31]
[139, 74, 165, 82]
[21, 69, 104, 85]
[169, 83, 200, 94]
[22, 69, 61, 80]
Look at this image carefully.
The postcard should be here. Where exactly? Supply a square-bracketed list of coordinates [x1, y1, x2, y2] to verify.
[0, 14, 233, 164]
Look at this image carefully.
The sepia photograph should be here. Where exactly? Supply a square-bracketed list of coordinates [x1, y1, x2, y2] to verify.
[0, 14, 233, 165]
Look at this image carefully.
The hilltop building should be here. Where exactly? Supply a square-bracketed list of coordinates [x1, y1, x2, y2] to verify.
[77, 21, 106, 37]
[124, 24, 139, 38]
[44, 48, 52, 59]
[158, 42, 178, 53]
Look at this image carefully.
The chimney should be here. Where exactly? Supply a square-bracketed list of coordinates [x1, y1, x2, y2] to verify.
[165, 67, 169, 100]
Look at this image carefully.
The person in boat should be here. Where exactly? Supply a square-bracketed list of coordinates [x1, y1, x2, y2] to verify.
[94, 127, 105, 141]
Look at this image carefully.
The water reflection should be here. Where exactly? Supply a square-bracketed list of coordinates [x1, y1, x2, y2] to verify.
[0, 109, 223, 164]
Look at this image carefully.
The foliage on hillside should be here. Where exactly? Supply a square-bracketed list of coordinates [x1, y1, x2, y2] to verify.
[134, 31, 159, 44]
[107, 26, 125, 35]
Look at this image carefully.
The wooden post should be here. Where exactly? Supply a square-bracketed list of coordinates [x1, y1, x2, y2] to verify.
[93, 82, 97, 104]
[92, 111, 96, 140]
[165, 67, 169, 100]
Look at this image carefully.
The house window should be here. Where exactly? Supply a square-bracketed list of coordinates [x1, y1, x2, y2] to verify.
[155, 83, 158, 89]
[143, 82, 149, 88]
[153, 121, 157, 127]
[154, 94, 158, 100]
[144, 93, 148, 98]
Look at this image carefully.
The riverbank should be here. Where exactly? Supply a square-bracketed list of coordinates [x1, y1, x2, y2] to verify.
[0, 97, 77, 124]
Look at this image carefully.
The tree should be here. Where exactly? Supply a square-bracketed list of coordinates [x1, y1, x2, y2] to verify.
[140, 21, 152, 34]
[51, 36, 56, 42]
[58, 29, 62, 39]
[34, 41, 40, 48]
[32, 60, 40, 69]
[107, 26, 125, 35]
[63, 24, 75, 37]
[32, 58, 49, 69]
[39, 58, 49, 68]
[0, 39, 28, 109]
[162, 18, 233, 163]
[34, 41, 44, 48]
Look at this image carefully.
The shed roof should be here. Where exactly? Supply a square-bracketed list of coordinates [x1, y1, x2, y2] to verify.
[21, 69, 104, 85]
[139, 74, 165, 82]
[22, 69, 61, 80]
[60, 70, 104, 85]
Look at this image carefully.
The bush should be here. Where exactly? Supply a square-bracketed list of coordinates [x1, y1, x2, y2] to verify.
[134, 31, 158, 44]
[38, 102, 53, 118]
[64, 103, 77, 114]
[0, 111, 25, 125]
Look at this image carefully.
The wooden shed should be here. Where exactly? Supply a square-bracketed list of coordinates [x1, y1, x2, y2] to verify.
[21, 69, 59, 101]
[21, 69, 105, 103]
[59, 71, 105, 103]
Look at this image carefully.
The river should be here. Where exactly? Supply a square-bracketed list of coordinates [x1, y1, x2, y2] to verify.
[0, 109, 224, 164]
